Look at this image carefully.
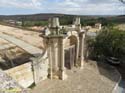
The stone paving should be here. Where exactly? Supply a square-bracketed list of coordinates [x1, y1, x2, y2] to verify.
[31, 60, 120, 93]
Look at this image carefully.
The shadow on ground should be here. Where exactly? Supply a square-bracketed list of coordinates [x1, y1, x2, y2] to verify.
[86, 59, 120, 83]
[93, 59, 125, 91]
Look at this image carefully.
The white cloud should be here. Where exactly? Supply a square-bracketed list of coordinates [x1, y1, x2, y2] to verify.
[0, 0, 124, 15]
[0, 0, 43, 9]
[43, 0, 125, 15]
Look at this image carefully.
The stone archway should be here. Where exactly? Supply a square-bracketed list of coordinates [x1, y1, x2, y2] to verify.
[64, 35, 78, 69]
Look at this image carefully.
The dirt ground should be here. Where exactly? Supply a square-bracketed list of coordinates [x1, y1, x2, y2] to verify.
[0, 25, 45, 69]
[0, 25, 45, 49]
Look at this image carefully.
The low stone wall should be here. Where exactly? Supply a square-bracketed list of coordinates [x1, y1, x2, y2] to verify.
[4, 62, 34, 88]
[4, 57, 49, 88]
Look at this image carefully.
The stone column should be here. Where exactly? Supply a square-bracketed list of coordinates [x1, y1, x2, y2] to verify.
[58, 38, 67, 80]
[47, 38, 60, 79]
[78, 33, 85, 69]
[47, 39, 53, 79]
[75, 40, 79, 67]
[51, 39, 59, 77]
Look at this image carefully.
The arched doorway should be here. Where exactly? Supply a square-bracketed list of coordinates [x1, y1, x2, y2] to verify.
[64, 35, 78, 69]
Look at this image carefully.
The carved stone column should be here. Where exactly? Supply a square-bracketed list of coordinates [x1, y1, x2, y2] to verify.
[58, 38, 67, 80]
[47, 39, 53, 79]
[51, 38, 59, 77]
[78, 32, 85, 69]
[75, 40, 79, 66]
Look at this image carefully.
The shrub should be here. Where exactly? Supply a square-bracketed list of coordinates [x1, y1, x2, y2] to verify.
[88, 27, 125, 60]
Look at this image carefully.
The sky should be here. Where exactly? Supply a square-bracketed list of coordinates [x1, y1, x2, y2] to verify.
[0, 0, 125, 15]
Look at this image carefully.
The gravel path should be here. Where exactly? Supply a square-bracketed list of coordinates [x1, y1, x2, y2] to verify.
[31, 61, 120, 93]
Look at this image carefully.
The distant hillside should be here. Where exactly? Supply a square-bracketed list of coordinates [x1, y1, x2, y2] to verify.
[106, 15, 125, 23]
[0, 13, 72, 21]
[0, 13, 101, 21]
[0, 13, 125, 26]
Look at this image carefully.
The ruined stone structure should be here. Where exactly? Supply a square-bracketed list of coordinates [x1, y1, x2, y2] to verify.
[41, 17, 85, 80]
[0, 17, 86, 87]
[0, 18, 120, 93]
[95, 23, 102, 30]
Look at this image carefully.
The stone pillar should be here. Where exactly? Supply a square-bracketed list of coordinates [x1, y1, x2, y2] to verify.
[58, 38, 67, 80]
[75, 40, 79, 67]
[84, 32, 89, 61]
[47, 38, 58, 79]
[47, 39, 53, 79]
[51, 39, 59, 77]
[78, 33, 85, 69]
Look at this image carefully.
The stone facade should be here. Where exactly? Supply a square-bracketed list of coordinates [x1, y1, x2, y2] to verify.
[95, 23, 102, 30]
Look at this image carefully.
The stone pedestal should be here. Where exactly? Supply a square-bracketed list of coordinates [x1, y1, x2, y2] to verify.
[58, 69, 68, 80]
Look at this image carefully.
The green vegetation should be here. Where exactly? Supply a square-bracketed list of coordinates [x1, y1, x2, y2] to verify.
[22, 21, 48, 27]
[1, 14, 125, 27]
[81, 17, 116, 26]
[59, 16, 74, 25]
[60, 16, 116, 26]
[88, 27, 125, 61]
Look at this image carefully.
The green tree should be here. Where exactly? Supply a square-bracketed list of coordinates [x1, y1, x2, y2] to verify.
[89, 27, 125, 60]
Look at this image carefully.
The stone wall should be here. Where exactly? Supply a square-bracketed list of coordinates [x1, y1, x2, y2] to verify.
[32, 57, 49, 84]
[4, 62, 34, 88]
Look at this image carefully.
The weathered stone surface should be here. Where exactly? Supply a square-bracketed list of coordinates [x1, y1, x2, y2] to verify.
[31, 51, 49, 84]
[4, 62, 34, 88]
[0, 70, 29, 93]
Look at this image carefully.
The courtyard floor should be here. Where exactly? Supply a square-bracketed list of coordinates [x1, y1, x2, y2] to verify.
[31, 60, 120, 93]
